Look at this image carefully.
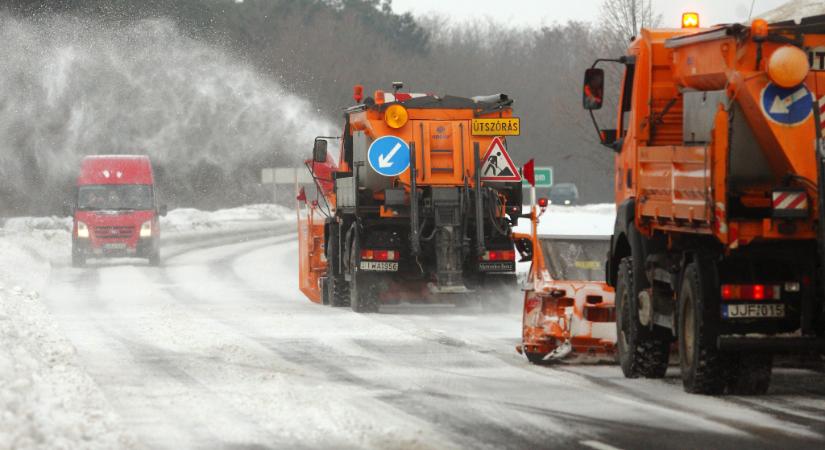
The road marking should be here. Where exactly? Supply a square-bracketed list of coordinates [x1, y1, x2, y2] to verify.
[580, 440, 623, 450]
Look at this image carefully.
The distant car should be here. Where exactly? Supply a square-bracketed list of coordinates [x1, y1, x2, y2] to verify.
[548, 183, 579, 206]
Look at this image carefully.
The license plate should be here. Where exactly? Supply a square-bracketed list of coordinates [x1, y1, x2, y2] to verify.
[722, 303, 785, 319]
[478, 261, 515, 272]
[360, 261, 398, 272]
[103, 243, 127, 250]
[471, 118, 520, 136]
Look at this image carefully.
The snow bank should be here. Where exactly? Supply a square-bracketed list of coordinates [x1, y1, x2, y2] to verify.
[162, 203, 292, 232]
[0, 204, 290, 449]
[0, 237, 134, 449]
[758, 0, 825, 23]
[514, 203, 615, 237]
[1, 204, 293, 235]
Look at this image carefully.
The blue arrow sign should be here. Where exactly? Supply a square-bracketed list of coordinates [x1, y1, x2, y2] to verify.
[761, 82, 813, 126]
[367, 136, 410, 177]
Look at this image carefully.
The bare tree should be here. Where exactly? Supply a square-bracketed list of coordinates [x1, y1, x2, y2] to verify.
[600, 0, 662, 48]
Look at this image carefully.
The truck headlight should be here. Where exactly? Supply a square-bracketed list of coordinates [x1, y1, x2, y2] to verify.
[77, 222, 89, 238]
[140, 221, 152, 238]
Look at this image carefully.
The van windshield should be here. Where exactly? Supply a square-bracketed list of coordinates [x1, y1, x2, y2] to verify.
[541, 237, 608, 281]
[77, 185, 154, 211]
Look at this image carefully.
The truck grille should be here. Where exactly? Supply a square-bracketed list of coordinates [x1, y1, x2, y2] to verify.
[94, 226, 134, 239]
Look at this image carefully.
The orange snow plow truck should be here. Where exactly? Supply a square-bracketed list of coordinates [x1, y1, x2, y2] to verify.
[298, 84, 526, 312]
[583, 13, 825, 394]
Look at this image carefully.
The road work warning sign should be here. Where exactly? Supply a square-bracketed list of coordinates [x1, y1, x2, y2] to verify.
[480, 137, 521, 182]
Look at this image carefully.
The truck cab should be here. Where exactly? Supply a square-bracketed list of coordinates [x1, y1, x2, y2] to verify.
[70, 155, 166, 267]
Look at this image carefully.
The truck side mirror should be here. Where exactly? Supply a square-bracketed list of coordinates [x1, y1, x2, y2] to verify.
[158, 204, 168, 217]
[313, 140, 328, 163]
[583, 68, 604, 110]
[63, 202, 74, 217]
[599, 129, 620, 151]
[515, 237, 533, 262]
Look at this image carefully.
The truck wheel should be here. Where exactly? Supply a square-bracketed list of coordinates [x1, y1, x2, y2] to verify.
[727, 354, 772, 395]
[616, 257, 670, 378]
[326, 226, 349, 307]
[320, 276, 330, 306]
[349, 236, 379, 313]
[679, 260, 727, 395]
[72, 245, 86, 268]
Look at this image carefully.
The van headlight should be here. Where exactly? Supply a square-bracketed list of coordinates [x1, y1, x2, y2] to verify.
[140, 221, 152, 238]
[77, 222, 89, 238]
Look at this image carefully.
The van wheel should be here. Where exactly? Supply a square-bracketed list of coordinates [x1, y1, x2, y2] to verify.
[616, 257, 670, 378]
[148, 250, 161, 267]
[679, 259, 727, 395]
[72, 246, 86, 267]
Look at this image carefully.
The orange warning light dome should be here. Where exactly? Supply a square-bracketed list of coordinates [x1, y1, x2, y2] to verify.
[767, 45, 809, 88]
[751, 18, 768, 39]
[384, 104, 408, 129]
[681, 12, 699, 28]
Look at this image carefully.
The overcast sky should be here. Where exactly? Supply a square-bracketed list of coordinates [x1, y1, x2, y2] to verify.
[390, 0, 790, 29]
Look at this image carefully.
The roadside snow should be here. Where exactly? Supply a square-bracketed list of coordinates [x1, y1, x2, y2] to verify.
[0, 204, 291, 450]
[514, 203, 615, 237]
[0, 234, 134, 449]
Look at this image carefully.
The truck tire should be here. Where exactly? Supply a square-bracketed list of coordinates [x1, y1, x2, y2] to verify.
[327, 226, 349, 307]
[349, 235, 379, 313]
[320, 276, 330, 306]
[678, 260, 727, 395]
[727, 354, 772, 395]
[616, 257, 670, 378]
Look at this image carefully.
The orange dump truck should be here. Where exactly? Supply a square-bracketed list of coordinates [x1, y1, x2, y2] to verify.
[583, 13, 825, 394]
[298, 84, 526, 312]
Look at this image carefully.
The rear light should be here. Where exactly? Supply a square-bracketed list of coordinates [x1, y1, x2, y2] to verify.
[772, 189, 808, 218]
[720, 284, 781, 301]
[480, 249, 515, 261]
[525, 297, 541, 312]
[360, 249, 399, 261]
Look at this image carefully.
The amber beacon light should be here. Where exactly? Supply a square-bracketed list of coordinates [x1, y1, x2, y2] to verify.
[681, 12, 699, 28]
[384, 104, 409, 129]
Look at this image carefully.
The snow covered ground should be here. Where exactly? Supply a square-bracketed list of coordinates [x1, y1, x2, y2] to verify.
[0, 204, 291, 450]
[1, 203, 824, 450]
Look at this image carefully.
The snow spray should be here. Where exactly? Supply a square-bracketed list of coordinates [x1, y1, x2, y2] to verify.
[0, 14, 333, 214]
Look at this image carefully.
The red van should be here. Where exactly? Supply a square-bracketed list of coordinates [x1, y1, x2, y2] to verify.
[69, 155, 166, 267]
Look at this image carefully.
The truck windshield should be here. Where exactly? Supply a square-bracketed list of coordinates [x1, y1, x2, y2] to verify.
[77, 185, 154, 211]
[541, 237, 608, 281]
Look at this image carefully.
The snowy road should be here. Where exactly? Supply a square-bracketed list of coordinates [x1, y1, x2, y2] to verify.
[40, 229, 825, 449]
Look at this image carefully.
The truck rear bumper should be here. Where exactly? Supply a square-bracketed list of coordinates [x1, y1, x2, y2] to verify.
[717, 336, 825, 353]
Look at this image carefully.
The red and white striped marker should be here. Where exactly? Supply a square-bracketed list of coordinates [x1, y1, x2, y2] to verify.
[772, 190, 808, 211]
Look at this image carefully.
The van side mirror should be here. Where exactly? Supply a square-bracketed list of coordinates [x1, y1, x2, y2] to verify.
[63, 202, 74, 217]
[583, 68, 604, 110]
[313, 139, 328, 163]
[158, 204, 168, 217]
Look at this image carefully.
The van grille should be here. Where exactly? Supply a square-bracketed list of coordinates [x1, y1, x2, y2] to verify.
[94, 226, 134, 239]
